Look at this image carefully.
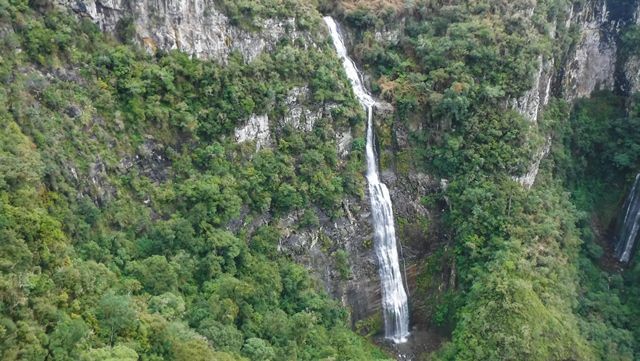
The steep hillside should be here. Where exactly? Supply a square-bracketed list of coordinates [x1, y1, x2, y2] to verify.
[2, 0, 640, 360]
[323, 0, 640, 359]
[0, 1, 394, 359]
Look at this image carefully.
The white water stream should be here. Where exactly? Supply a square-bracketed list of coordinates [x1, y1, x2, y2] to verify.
[615, 173, 640, 263]
[324, 16, 410, 343]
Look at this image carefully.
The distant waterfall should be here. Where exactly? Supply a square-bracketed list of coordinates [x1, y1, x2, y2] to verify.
[324, 16, 410, 343]
[615, 173, 640, 263]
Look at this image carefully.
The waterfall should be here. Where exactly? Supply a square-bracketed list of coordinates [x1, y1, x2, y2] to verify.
[615, 173, 640, 263]
[324, 16, 410, 343]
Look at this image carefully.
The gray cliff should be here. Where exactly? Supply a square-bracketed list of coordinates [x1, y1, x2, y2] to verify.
[57, 0, 313, 62]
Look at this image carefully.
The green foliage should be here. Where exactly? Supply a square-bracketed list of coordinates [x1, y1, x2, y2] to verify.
[543, 93, 640, 361]
[621, 25, 640, 57]
[96, 294, 138, 345]
[48, 317, 90, 361]
[242, 338, 276, 361]
[334, 249, 351, 280]
[80, 345, 139, 361]
[570, 92, 640, 174]
[148, 293, 186, 320]
[0, 2, 388, 361]
[11, 0, 640, 360]
[299, 209, 320, 229]
[219, 0, 315, 30]
[355, 313, 382, 338]
[332, 1, 640, 360]
[114, 16, 135, 44]
[128, 256, 179, 294]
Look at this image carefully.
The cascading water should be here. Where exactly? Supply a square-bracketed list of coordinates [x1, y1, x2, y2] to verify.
[324, 16, 410, 343]
[615, 173, 640, 263]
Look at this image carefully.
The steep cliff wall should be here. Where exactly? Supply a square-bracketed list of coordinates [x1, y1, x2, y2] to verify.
[56, 0, 313, 62]
[561, 0, 617, 101]
[51, 0, 437, 330]
[514, 0, 640, 188]
[516, 0, 622, 119]
[53, 0, 639, 340]
[622, 2, 640, 93]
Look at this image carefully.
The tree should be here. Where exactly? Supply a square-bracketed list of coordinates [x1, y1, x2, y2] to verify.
[80, 345, 138, 361]
[95, 294, 137, 345]
[148, 292, 186, 320]
[48, 317, 89, 361]
[197, 319, 244, 352]
[242, 338, 276, 361]
[127, 255, 179, 294]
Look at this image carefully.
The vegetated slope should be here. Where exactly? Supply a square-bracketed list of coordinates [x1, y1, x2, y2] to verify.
[324, 0, 640, 359]
[548, 91, 640, 361]
[0, 1, 390, 360]
[4, 0, 640, 360]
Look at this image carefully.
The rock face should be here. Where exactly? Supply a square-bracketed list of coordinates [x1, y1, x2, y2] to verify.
[513, 0, 640, 188]
[277, 171, 437, 325]
[278, 201, 382, 324]
[625, 55, 640, 94]
[623, 2, 640, 93]
[512, 56, 553, 124]
[281, 86, 324, 132]
[515, 137, 552, 189]
[561, 0, 618, 101]
[56, 0, 310, 62]
[235, 114, 272, 150]
[54, 0, 640, 333]
[514, 0, 617, 123]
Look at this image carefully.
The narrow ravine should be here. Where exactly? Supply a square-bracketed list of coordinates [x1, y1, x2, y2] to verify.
[324, 16, 410, 344]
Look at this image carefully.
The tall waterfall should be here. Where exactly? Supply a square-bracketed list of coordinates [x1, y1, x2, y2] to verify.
[615, 173, 640, 263]
[324, 16, 410, 343]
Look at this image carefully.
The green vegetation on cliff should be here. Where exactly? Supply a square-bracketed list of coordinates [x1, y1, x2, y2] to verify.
[3, 0, 640, 360]
[0, 1, 387, 360]
[329, 0, 640, 359]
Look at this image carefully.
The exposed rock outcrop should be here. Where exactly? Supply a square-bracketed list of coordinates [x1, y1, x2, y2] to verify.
[56, 0, 312, 62]
[622, 2, 640, 93]
[278, 202, 382, 324]
[515, 137, 552, 189]
[514, 0, 618, 123]
[55, 0, 640, 336]
[625, 55, 640, 94]
[513, 0, 640, 188]
[336, 130, 353, 158]
[561, 0, 618, 101]
[512, 56, 553, 124]
[281, 86, 323, 132]
[235, 114, 272, 150]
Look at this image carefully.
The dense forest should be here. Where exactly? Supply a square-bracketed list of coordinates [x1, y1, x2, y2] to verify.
[1, 0, 640, 360]
[0, 1, 387, 360]
[329, 0, 640, 359]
